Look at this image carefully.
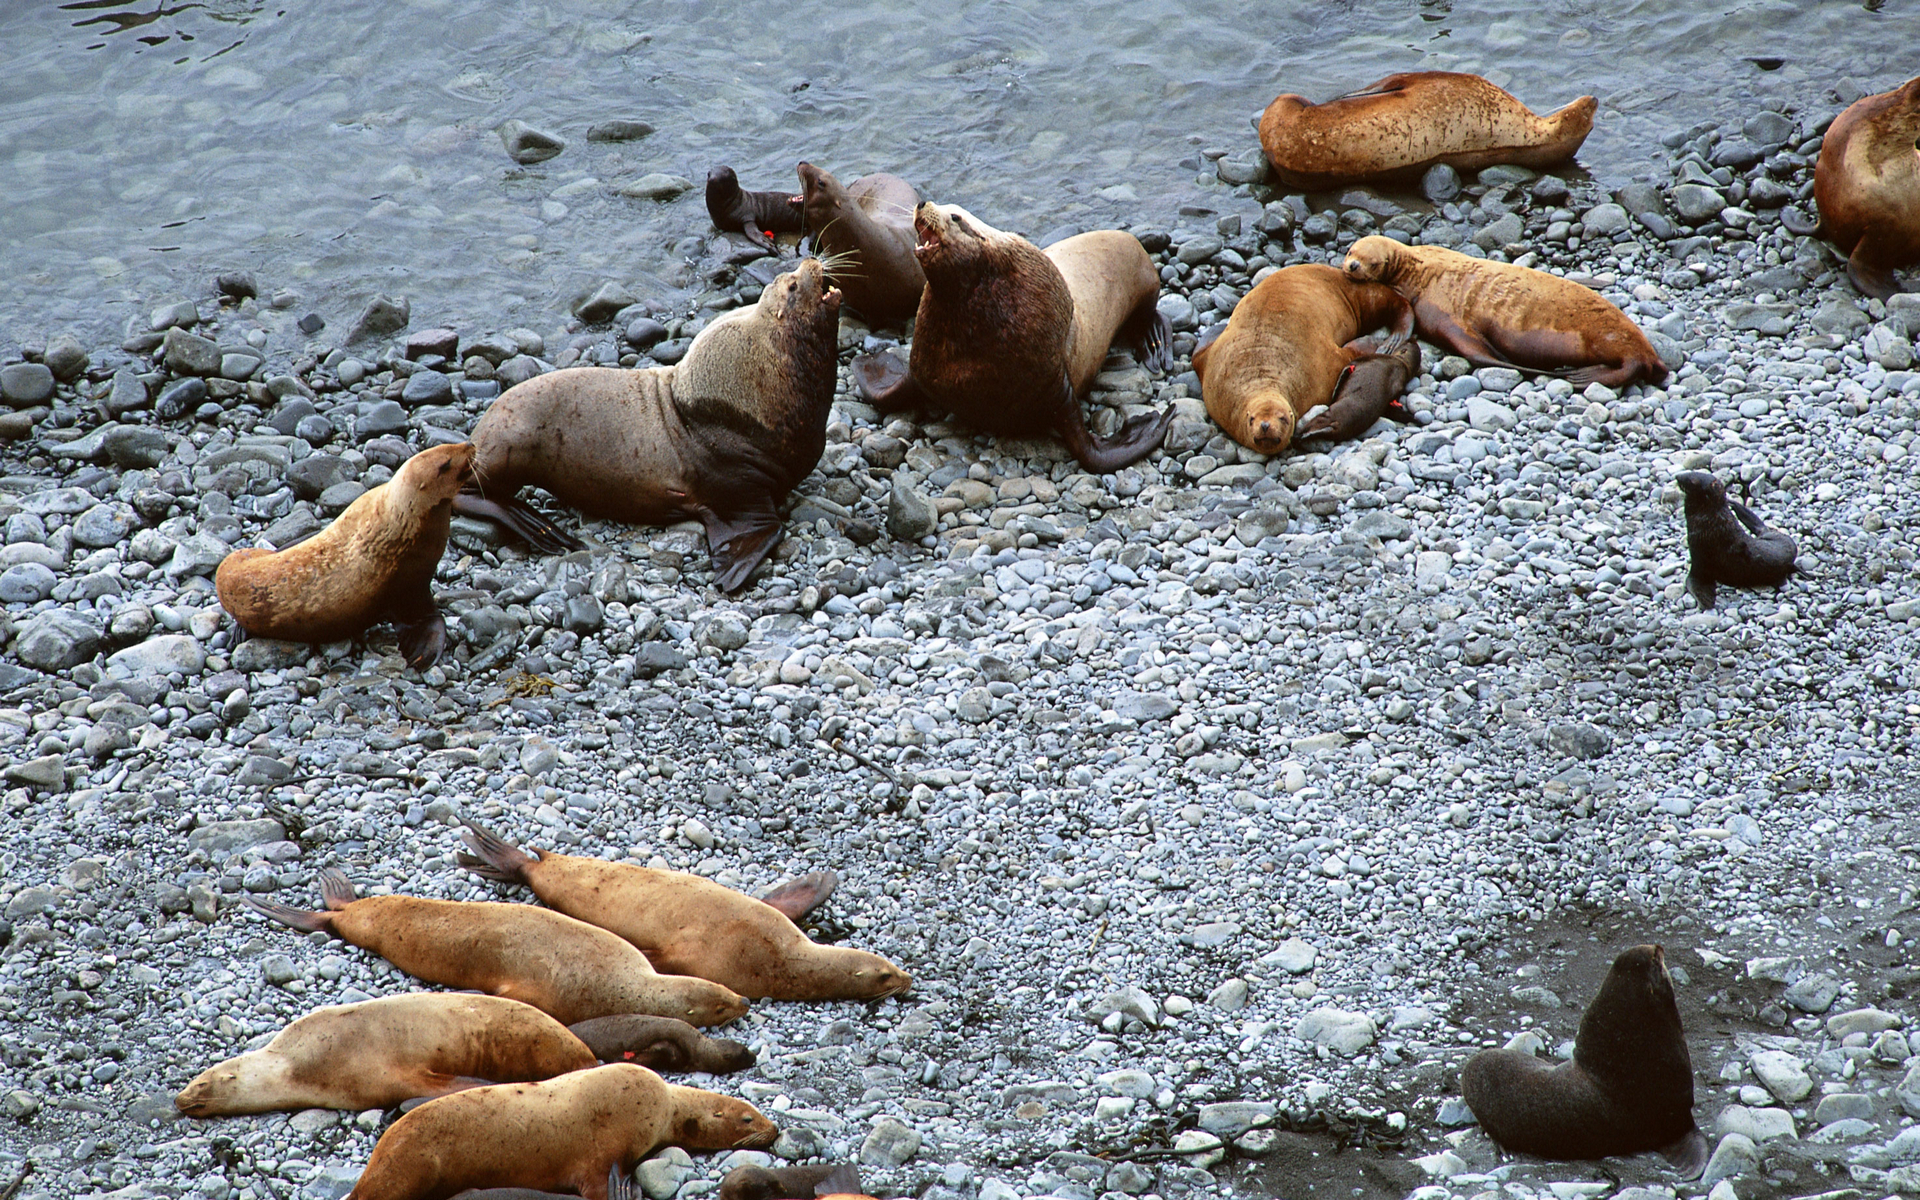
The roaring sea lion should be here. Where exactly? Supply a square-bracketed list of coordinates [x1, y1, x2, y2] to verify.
[1462, 944, 1708, 1176]
[346, 1064, 777, 1200]
[459, 824, 911, 1002]
[1673, 471, 1801, 610]
[706, 166, 805, 250]
[1190, 264, 1414, 454]
[1781, 76, 1919, 299]
[1297, 340, 1422, 445]
[796, 163, 925, 325]
[215, 442, 473, 668]
[718, 1164, 871, 1200]
[246, 870, 748, 1027]
[853, 203, 1173, 471]
[455, 259, 841, 592]
[1341, 235, 1668, 388]
[566, 1015, 754, 1074]
[1258, 72, 1597, 191]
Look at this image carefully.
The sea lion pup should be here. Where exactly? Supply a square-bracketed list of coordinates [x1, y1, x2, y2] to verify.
[1259, 72, 1597, 191]
[1781, 76, 1920, 299]
[215, 442, 473, 669]
[1190, 264, 1414, 454]
[852, 203, 1174, 471]
[566, 1015, 754, 1074]
[453, 1163, 630, 1200]
[1297, 340, 1423, 445]
[455, 258, 841, 592]
[246, 870, 749, 1027]
[718, 1164, 871, 1200]
[459, 823, 911, 1002]
[346, 1064, 777, 1200]
[796, 163, 925, 325]
[706, 166, 804, 250]
[1462, 944, 1708, 1177]
[1673, 471, 1801, 610]
[1342, 235, 1668, 388]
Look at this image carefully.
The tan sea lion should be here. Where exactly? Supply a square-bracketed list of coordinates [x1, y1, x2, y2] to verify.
[215, 442, 473, 668]
[459, 823, 910, 1002]
[455, 259, 842, 591]
[718, 1164, 871, 1200]
[1297, 340, 1423, 445]
[246, 870, 748, 1027]
[1781, 76, 1920, 298]
[1190, 264, 1413, 454]
[796, 163, 925, 325]
[1341, 235, 1668, 388]
[1258, 72, 1597, 191]
[565, 1015, 754, 1074]
[346, 1064, 777, 1200]
[852, 203, 1173, 471]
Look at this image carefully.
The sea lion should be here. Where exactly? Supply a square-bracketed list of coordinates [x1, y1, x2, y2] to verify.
[718, 1164, 871, 1200]
[1190, 264, 1414, 454]
[246, 870, 749, 1027]
[459, 823, 911, 1002]
[175, 993, 596, 1117]
[1462, 944, 1708, 1177]
[215, 442, 473, 668]
[1781, 76, 1919, 299]
[1673, 471, 1801, 610]
[566, 1015, 754, 1074]
[346, 1064, 777, 1200]
[453, 1163, 630, 1200]
[852, 203, 1173, 471]
[1258, 72, 1597, 191]
[1297, 340, 1423, 445]
[1341, 235, 1669, 388]
[706, 166, 805, 250]
[455, 258, 841, 592]
[796, 163, 925, 325]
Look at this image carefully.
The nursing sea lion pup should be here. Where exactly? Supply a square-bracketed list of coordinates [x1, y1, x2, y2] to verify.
[1190, 264, 1413, 454]
[1674, 471, 1802, 610]
[1342, 235, 1668, 388]
[1781, 76, 1920, 299]
[346, 1064, 777, 1200]
[853, 203, 1173, 471]
[796, 163, 925, 325]
[215, 442, 472, 669]
[1259, 72, 1597, 191]
[1297, 340, 1422, 445]
[706, 166, 804, 250]
[1462, 944, 1707, 1177]
[456, 258, 841, 592]
[245, 870, 748, 1027]
[459, 823, 911, 1002]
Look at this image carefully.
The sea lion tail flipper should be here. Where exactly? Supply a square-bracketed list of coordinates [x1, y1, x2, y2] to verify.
[702, 504, 783, 593]
[813, 1164, 865, 1197]
[243, 896, 336, 936]
[607, 1164, 634, 1200]
[1779, 206, 1821, 237]
[319, 868, 359, 910]
[452, 491, 586, 555]
[394, 611, 446, 671]
[457, 821, 539, 885]
[852, 351, 925, 412]
[1686, 570, 1717, 611]
[1659, 1128, 1710, 1180]
[758, 869, 840, 921]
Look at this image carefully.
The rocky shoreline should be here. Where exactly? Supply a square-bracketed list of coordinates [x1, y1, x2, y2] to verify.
[2, 99, 1919, 1200]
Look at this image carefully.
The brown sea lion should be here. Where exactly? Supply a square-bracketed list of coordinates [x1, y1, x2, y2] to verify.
[459, 823, 910, 1002]
[246, 870, 748, 1027]
[215, 442, 473, 668]
[455, 258, 841, 592]
[852, 203, 1173, 471]
[1297, 340, 1422, 445]
[1341, 235, 1668, 388]
[453, 1163, 631, 1200]
[796, 163, 925, 325]
[1674, 471, 1802, 610]
[706, 166, 805, 250]
[1190, 264, 1413, 454]
[1781, 76, 1920, 299]
[346, 1064, 777, 1200]
[565, 1015, 754, 1074]
[1462, 944, 1708, 1177]
[718, 1164, 871, 1200]
[1258, 72, 1597, 191]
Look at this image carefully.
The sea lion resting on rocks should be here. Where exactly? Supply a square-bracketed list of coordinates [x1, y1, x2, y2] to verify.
[1782, 76, 1920, 299]
[797, 163, 925, 325]
[455, 259, 841, 592]
[1297, 340, 1422, 445]
[1259, 72, 1597, 191]
[1674, 471, 1801, 610]
[566, 1015, 754, 1074]
[247, 870, 749, 1027]
[1341, 235, 1668, 388]
[452, 1164, 630, 1200]
[706, 166, 805, 250]
[853, 203, 1173, 471]
[215, 442, 473, 669]
[346, 1064, 777, 1200]
[718, 1164, 872, 1200]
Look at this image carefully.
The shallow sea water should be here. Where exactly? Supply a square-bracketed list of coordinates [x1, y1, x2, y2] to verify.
[1, 0, 1915, 344]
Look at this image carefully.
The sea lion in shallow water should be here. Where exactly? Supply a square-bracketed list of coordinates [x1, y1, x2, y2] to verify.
[215, 442, 472, 668]
[1462, 944, 1707, 1177]
[797, 163, 925, 325]
[455, 259, 841, 592]
[1673, 471, 1801, 610]
[1781, 76, 1920, 299]
[706, 166, 805, 250]
[1341, 235, 1668, 388]
[1297, 340, 1423, 445]
[1258, 72, 1596, 191]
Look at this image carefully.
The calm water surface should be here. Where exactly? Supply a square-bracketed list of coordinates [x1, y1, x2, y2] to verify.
[1, 0, 1914, 345]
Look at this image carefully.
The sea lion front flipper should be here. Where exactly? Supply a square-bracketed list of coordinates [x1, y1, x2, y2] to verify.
[1411, 304, 1517, 370]
[1126, 304, 1174, 373]
[852, 351, 924, 412]
[1845, 243, 1902, 300]
[1659, 1128, 1710, 1179]
[1779, 206, 1821, 237]
[607, 1164, 634, 1200]
[1686, 570, 1717, 611]
[394, 610, 446, 670]
[453, 490, 586, 555]
[701, 502, 783, 593]
[1725, 498, 1772, 537]
[1381, 396, 1418, 424]
[1056, 370, 1172, 472]
[758, 869, 840, 921]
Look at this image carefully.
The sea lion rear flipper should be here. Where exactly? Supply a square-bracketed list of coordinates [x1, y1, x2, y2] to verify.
[458, 820, 539, 885]
[453, 490, 586, 555]
[1686, 570, 1717, 611]
[1846, 244, 1902, 301]
[813, 1164, 865, 1197]
[1779, 206, 1821, 237]
[243, 897, 336, 936]
[1057, 368, 1173, 472]
[702, 503, 783, 594]
[851, 351, 924, 412]
[394, 611, 446, 671]
[1659, 1128, 1710, 1179]
[758, 869, 840, 921]
[319, 868, 359, 910]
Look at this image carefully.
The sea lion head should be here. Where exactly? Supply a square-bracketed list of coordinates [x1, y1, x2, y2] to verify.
[707, 165, 742, 202]
[1552, 95, 1601, 138]
[396, 441, 477, 507]
[840, 950, 913, 1000]
[757, 256, 843, 332]
[912, 202, 996, 281]
[1243, 393, 1296, 455]
[1341, 235, 1402, 285]
[796, 161, 849, 233]
[668, 1085, 780, 1150]
[1673, 471, 1724, 513]
[673, 979, 752, 1027]
[174, 1054, 273, 1117]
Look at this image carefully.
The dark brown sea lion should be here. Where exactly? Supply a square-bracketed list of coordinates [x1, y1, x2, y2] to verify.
[706, 166, 805, 250]
[853, 203, 1172, 471]
[1674, 471, 1801, 610]
[1342, 235, 1668, 388]
[459, 823, 910, 1002]
[1191, 264, 1413, 454]
[1781, 76, 1920, 298]
[718, 1164, 870, 1200]
[215, 442, 473, 668]
[1462, 944, 1708, 1177]
[796, 163, 925, 325]
[1259, 72, 1597, 191]
[455, 259, 841, 592]
[246, 870, 748, 1027]
[453, 1163, 631, 1200]
[345, 1064, 777, 1200]
[1297, 340, 1422, 445]
[565, 1015, 754, 1074]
